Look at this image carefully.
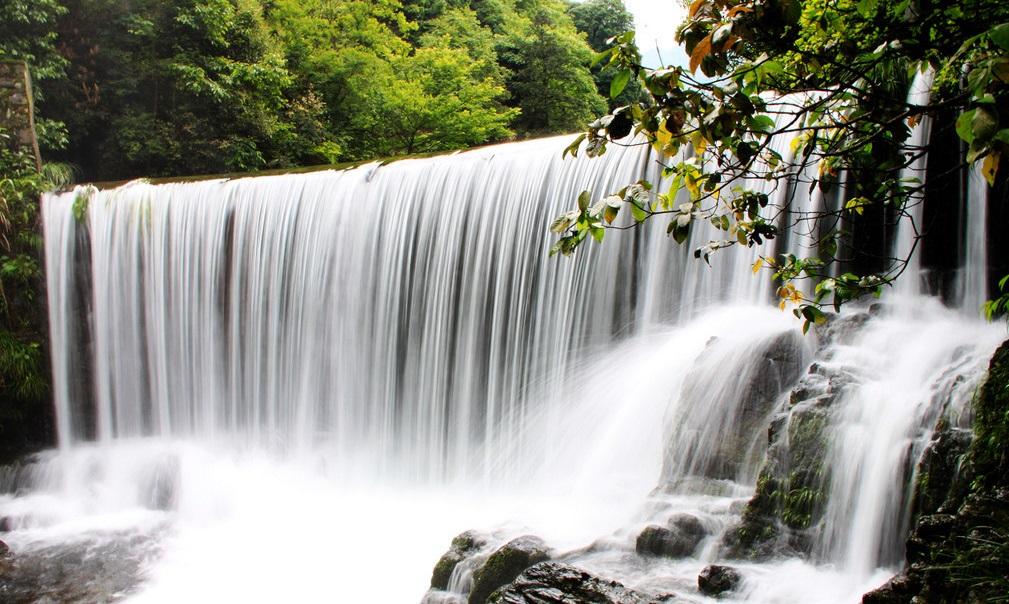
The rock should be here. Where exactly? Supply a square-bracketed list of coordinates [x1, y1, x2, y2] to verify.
[0, 517, 13, 532]
[722, 363, 841, 560]
[487, 562, 675, 604]
[0, 539, 10, 556]
[669, 513, 706, 538]
[662, 331, 806, 482]
[431, 531, 488, 591]
[860, 340, 1009, 602]
[635, 523, 704, 558]
[697, 565, 741, 596]
[861, 573, 922, 603]
[468, 536, 550, 604]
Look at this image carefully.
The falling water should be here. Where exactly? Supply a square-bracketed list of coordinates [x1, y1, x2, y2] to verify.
[0, 116, 1001, 604]
[893, 70, 935, 297]
[956, 167, 990, 314]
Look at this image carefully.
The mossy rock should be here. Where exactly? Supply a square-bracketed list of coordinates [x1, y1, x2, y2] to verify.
[468, 536, 550, 604]
[431, 531, 488, 591]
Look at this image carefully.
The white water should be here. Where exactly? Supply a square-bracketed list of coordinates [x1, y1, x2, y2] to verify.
[893, 70, 935, 297]
[3, 132, 1001, 603]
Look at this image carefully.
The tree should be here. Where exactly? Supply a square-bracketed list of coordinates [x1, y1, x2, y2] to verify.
[47, 0, 307, 180]
[551, 0, 1009, 329]
[0, 0, 68, 150]
[498, 4, 608, 133]
[568, 0, 644, 109]
[339, 45, 517, 156]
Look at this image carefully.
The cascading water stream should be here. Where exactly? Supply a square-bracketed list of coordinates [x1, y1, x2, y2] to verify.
[893, 70, 935, 298]
[0, 114, 1001, 603]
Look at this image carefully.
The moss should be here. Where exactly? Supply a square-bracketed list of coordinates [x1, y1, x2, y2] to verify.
[468, 537, 549, 604]
[971, 341, 1009, 489]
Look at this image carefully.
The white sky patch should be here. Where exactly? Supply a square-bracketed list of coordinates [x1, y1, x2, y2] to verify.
[625, 0, 689, 68]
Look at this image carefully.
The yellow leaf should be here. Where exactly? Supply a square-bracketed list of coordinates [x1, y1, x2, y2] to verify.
[752, 258, 762, 274]
[652, 122, 674, 157]
[982, 152, 1000, 186]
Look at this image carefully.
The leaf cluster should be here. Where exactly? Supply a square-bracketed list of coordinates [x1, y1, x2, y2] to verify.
[553, 0, 1009, 325]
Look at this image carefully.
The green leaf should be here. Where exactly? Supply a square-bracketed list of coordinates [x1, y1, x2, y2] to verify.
[748, 115, 776, 134]
[563, 133, 586, 158]
[610, 69, 632, 99]
[973, 106, 999, 143]
[671, 223, 689, 244]
[578, 190, 591, 212]
[630, 202, 647, 222]
[956, 109, 977, 144]
[990, 23, 1009, 51]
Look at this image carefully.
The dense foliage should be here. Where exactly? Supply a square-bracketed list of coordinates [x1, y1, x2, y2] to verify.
[0, 130, 56, 459]
[25, 0, 618, 181]
[552, 0, 1009, 328]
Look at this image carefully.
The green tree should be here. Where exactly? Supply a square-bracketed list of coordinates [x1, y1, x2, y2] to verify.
[0, 128, 64, 458]
[568, 0, 643, 109]
[552, 0, 1009, 329]
[48, 0, 306, 180]
[0, 0, 68, 150]
[499, 4, 608, 133]
[341, 45, 516, 156]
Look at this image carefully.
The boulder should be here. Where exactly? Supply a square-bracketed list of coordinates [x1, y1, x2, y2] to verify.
[468, 536, 550, 604]
[431, 531, 488, 591]
[635, 521, 704, 559]
[697, 565, 741, 596]
[487, 562, 675, 604]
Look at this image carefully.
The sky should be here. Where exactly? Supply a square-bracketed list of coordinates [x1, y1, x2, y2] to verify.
[624, 0, 689, 68]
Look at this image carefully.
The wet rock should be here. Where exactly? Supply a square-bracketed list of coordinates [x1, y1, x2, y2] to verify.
[722, 358, 842, 560]
[0, 528, 162, 604]
[0, 517, 13, 532]
[663, 331, 806, 482]
[669, 514, 706, 538]
[697, 565, 741, 596]
[861, 573, 922, 603]
[0, 539, 9, 556]
[431, 531, 488, 591]
[635, 522, 703, 559]
[468, 536, 550, 604]
[487, 562, 675, 604]
[912, 422, 972, 517]
[861, 340, 1009, 602]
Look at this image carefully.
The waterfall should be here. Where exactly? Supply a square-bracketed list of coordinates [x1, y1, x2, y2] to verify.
[1, 124, 1001, 603]
[893, 70, 935, 297]
[956, 167, 990, 313]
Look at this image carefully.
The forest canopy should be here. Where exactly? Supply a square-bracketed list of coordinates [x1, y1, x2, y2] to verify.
[3, 0, 626, 182]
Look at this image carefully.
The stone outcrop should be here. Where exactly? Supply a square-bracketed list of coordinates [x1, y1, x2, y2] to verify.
[487, 562, 675, 604]
[468, 536, 551, 604]
[431, 531, 489, 591]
